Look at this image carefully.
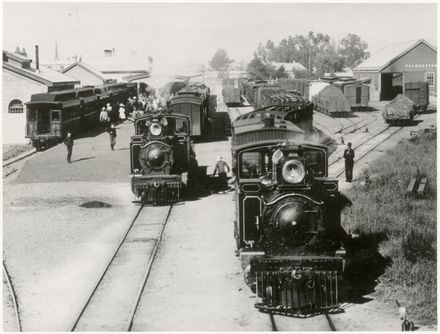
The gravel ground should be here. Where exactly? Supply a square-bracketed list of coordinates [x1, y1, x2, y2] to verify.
[3, 121, 140, 330]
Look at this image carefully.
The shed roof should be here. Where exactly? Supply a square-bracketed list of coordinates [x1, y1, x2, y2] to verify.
[272, 61, 307, 72]
[3, 55, 80, 86]
[62, 62, 108, 81]
[354, 39, 437, 72]
[83, 55, 149, 73]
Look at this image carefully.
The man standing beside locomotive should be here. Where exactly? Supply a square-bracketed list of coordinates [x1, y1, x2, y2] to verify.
[343, 142, 355, 182]
[64, 130, 74, 163]
[213, 156, 230, 193]
[107, 124, 117, 151]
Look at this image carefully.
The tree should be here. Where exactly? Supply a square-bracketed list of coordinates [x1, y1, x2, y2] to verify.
[247, 56, 275, 80]
[209, 49, 233, 71]
[339, 34, 370, 68]
[274, 65, 288, 79]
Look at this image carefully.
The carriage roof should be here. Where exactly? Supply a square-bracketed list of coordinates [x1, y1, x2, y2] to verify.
[232, 111, 306, 150]
[169, 94, 203, 106]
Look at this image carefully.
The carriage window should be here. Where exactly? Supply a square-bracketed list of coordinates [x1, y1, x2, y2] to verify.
[241, 152, 261, 178]
[28, 109, 36, 121]
[51, 110, 60, 121]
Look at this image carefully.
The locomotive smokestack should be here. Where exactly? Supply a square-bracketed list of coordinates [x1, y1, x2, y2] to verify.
[263, 113, 275, 127]
[35, 45, 39, 72]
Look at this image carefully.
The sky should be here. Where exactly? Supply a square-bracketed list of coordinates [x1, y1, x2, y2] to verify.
[2, 2, 438, 72]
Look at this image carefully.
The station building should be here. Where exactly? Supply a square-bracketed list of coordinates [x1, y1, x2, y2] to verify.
[2, 50, 79, 143]
[63, 49, 150, 86]
[61, 61, 114, 87]
[353, 39, 437, 101]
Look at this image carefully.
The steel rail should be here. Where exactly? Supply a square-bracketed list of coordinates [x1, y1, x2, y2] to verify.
[3, 261, 22, 331]
[325, 312, 337, 331]
[70, 204, 145, 331]
[3, 149, 37, 168]
[332, 114, 421, 178]
[127, 204, 173, 330]
[269, 312, 278, 331]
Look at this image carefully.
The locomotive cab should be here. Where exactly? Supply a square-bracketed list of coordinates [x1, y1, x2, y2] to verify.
[130, 112, 192, 204]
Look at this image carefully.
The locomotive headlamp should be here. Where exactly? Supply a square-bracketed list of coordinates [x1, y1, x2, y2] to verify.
[282, 159, 305, 184]
[149, 122, 162, 136]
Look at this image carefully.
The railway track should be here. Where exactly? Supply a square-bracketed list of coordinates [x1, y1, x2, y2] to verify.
[314, 110, 379, 141]
[3, 261, 22, 331]
[3, 150, 38, 179]
[70, 204, 173, 331]
[268, 312, 338, 331]
[329, 117, 420, 178]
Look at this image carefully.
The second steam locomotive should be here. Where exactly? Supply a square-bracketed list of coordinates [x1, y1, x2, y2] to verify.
[130, 110, 194, 205]
[232, 109, 349, 315]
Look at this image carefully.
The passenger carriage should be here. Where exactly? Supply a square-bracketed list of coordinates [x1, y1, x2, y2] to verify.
[232, 110, 348, 315]
[25, 89, 98, 150]
[25, 82, 136, 150]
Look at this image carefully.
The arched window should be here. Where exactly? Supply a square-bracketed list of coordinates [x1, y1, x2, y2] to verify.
[8, 99, 24, 114]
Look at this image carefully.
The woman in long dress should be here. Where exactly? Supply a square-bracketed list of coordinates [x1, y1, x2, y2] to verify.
[119, 103, 126, 120]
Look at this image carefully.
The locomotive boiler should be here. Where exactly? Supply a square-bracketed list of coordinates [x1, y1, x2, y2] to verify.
[232, 110, 349, 315]
[130, 111, 193, 204]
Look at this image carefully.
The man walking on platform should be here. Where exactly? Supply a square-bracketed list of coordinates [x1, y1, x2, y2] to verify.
[107, 123, 117, 151]
[343, 142, 355, 182]
[213, 156, 230, 193]
[64, 131, 74, 163]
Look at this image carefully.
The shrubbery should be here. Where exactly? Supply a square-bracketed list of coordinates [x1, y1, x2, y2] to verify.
[342, 132, 437, 324]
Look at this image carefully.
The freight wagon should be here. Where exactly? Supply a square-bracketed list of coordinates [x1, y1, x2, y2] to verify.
[333, 80, 369, 110]
[276, 78, 310, 99]
[222, 84, 241, 106]
[404, 82, 429, 112]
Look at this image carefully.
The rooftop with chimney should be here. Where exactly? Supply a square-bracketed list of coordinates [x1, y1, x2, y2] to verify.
[3, 50, 80, 87]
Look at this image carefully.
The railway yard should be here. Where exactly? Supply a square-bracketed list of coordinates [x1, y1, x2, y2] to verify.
[3, 77, 437, 331]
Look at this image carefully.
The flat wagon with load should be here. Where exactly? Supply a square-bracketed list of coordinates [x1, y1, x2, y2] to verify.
[312, 84, 352, 117]
[382, 94, 417, 125]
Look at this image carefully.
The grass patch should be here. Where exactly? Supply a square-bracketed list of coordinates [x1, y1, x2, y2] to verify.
[3, 143, 33, 161]
[342, 131, 436, 325]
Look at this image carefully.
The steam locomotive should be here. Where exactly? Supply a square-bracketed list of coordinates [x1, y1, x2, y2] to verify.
[130, 110, 194, 204]
[232, 110, 349, 315]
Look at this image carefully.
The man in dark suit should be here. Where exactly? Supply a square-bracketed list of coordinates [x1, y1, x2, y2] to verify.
[107, 123, 117, 151]
[64, 131, 74, 163]
[343, 142, 355, 182]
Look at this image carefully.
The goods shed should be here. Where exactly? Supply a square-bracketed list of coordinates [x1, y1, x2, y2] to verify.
[353, 39, 436, 101]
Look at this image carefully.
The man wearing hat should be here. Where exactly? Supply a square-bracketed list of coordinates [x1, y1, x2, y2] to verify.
[343, 142, 355, 182]
[64, 130, 74, 163]
[107, 123, 117, 151]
